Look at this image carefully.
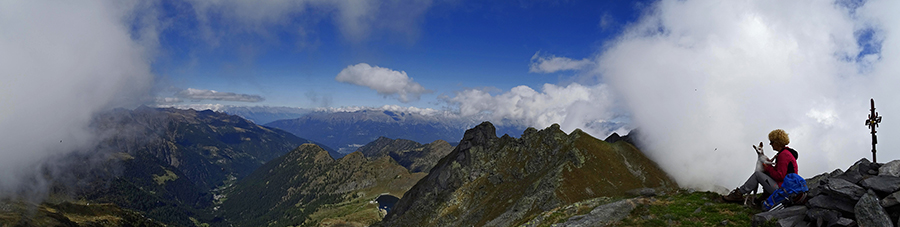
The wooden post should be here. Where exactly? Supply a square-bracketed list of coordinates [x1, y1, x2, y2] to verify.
[866, 98, 882, 163]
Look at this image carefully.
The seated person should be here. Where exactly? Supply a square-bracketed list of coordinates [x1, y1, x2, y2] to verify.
[723, 129, 798, 202]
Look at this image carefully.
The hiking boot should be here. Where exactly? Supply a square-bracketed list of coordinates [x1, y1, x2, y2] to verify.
[722, 188, 745, 203]
[754, 192, 771, 205]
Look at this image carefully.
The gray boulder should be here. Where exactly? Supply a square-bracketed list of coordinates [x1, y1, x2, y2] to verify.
[837, 170, 865, 185]
[808, 169, 843, 190]
[855, 192, 893, 227]
[839, 158, 879, 184]
[880, 160, 900, 177]
[807, 208, 842, 227]
[626, 188, 657, 197]
[775, 214, 805, 227]
[861, 176, 900, 193]
[557, 199, 637, 227]
[834, 217, 856, 227]
[884, 191, 900, 208]
[751, 206, 807, 227]
[808, 195, 857, 214]
[824, 178, 867, 201]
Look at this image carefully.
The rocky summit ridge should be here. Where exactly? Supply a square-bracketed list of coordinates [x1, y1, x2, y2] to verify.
[380, 122, 677, 227]
[356, 136, 454, 173]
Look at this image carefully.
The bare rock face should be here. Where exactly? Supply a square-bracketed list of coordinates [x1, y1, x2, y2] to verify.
[356, 137, 454, 173]
[557, 199, 638, 227]
[380, 122, 676, 227]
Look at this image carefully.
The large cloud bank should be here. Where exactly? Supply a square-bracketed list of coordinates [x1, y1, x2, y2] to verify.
[595, 0, 900, 190]
[445, 0, 900, 191]
[0, 1, 154, 197]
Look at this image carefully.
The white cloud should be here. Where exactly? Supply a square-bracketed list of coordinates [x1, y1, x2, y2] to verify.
[444, 83, 627, 137]
[529, 51, 593, 73]
[593, 0, 900, 191]
[175, 88, 264, 102]
[0, 1, 155, 197]
[336, 63, 432, 103]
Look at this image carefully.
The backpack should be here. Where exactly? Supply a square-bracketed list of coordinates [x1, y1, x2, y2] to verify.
[763, 173, 809, 211]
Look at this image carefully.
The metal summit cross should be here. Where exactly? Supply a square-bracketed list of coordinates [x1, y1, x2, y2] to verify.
[866, 98, 883, 163]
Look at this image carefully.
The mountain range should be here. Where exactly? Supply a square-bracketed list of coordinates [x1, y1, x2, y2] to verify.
[66, 107, 329, 226]
[2, 107, 671, 227]
[264, 109, 525, 156]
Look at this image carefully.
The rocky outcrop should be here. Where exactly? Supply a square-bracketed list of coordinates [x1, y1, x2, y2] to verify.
[380, 122, 676, 227]
[754, 158, 900, 227]
[556, 199, 639, 227]
[603, 129, 642, 150]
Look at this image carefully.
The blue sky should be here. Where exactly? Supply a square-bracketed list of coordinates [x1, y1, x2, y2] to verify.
[151, 0, 652, 108]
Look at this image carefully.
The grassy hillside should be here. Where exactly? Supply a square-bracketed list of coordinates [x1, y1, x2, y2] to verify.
[221, 144, 427, 227]
[0, 200, 166, 227]
[522, 190, 760, 227]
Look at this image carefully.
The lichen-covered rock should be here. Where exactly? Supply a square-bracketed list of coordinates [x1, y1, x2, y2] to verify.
[880, 160, 900, 177]
[380, 122, 676, 227]
[855, 192, 892, 227]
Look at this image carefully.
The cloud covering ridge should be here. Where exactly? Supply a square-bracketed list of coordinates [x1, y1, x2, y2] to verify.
[175, 88, 265, 102]
[0, 1, 155, 197]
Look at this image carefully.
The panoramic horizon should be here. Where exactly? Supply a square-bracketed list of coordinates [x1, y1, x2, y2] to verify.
[3, 0, 900, 196]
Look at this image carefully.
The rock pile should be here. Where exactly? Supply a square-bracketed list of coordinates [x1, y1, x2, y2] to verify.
[753, 158, 900, 227]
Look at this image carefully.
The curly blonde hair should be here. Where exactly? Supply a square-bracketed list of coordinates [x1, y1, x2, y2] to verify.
[768, 129, 790, 146]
